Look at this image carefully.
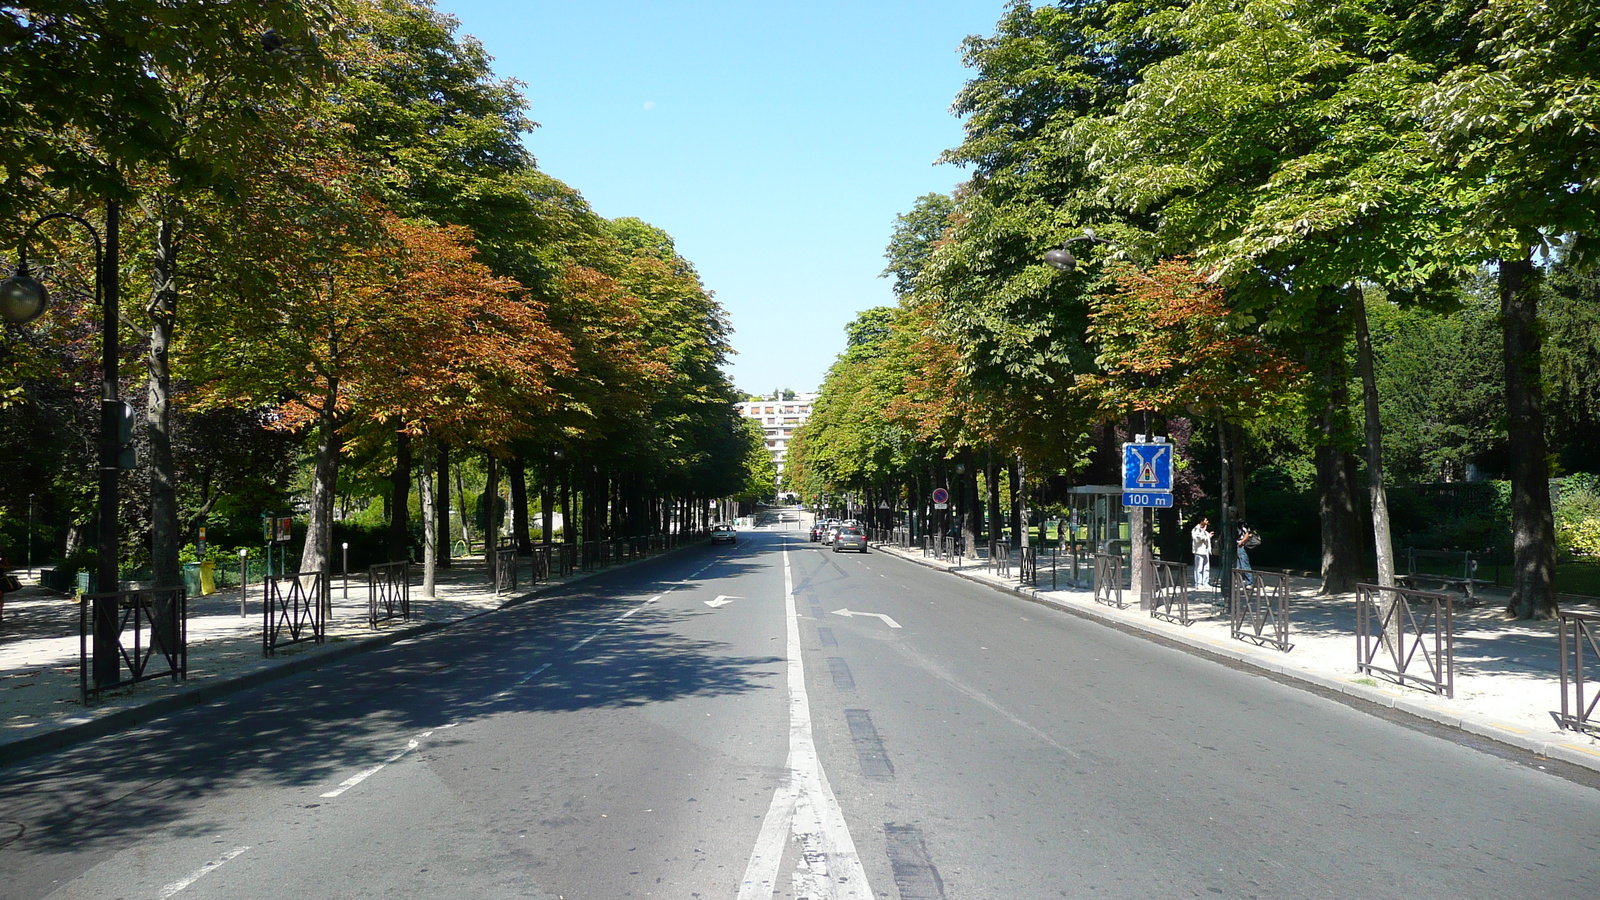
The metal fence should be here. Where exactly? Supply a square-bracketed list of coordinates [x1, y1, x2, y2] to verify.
[1093, 553, 1127, 609]
[1356, 582, 1454, 697]
[1554, 610, 1600, 737]
[1151, 559, 1194, 625]
[990, 540, 1011, 577]
[1019, 546, 1038, 587]
[1230, 568, 1293, 651]
[494, 547, 518, 595]
[79, 585, 188, 704]
[264, 571, 326, 656]
[368, 560, 411, 628]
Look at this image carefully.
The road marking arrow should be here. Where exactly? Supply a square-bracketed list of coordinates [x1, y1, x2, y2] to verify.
[706, 595, 741, 608]
[830, 608, 901, 629]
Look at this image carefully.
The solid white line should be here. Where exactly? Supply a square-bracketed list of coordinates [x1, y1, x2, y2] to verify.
[157, 845, 249, 898]
[740, 547, 873, 899]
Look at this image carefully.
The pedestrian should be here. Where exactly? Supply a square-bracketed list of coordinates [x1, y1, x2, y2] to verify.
[1190, 517, 1212, 589]
[1236, 522, 1257, 585]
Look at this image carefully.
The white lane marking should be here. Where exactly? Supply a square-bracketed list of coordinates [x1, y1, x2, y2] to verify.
[158, 846, 250, 898]
[830, 608, 901, 629]
[321, 737, 422, 798]
[706, 595, 741, 608]
[568, 628, 607, 651]
[739, 548, 873, 900]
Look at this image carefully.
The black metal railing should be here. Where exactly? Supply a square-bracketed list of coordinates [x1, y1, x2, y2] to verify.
[1151, 559, 1194, 625]
[368, 560, 410, 628]
[79, 585, 187, 704]
[265, 571, 326, 656]
[1230, 568, 1293, 651]
[1093, 553, 1127, 609]
[990, 540, 1011, 577]
[1019, 546, 1038, 587]
[1356, 582, 1454, 697]
[494, 547, 518, 595]
[1554, 610, 1600, 736]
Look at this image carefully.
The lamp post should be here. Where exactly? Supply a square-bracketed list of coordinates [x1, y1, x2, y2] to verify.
[1044, 228, 1115, 273]
[27, 493, 35, 579]
[2, 203, 122, 687]
[239, 547, 250, 617]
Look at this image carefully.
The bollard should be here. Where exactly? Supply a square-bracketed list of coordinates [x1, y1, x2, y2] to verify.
[342, 542, 349, 599]
[238, 547, 249, 617]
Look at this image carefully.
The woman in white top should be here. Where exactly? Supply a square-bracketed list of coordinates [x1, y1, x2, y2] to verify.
[1190, 518, 1212, 588]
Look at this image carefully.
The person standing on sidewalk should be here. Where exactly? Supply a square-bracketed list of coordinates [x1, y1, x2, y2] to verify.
[1190, 517, 1212, 589]
[1236, 523, 1256, 586]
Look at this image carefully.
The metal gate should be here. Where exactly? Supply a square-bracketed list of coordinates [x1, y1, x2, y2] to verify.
[1151, 560, 1194, 625]
[79, 585, 188, 704]
[1356, 583, 1454, 697]
[1555, 610, 1600, 736]
[1230, 568, 1293, 651]
[368, 560, 410, 628]
[1093, 553, 1127, 609]
[265, 571, 326, 656]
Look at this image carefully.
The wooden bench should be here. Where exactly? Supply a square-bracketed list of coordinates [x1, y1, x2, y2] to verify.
[1396, 548, 1487, 606]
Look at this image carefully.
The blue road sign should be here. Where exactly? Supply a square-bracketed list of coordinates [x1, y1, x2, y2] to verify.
[1122, 491, 1174, 508]
[1122, 442, 1174, 492]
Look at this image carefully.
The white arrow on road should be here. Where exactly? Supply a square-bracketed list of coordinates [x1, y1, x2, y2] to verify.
[830, 608, 901, 629]
[705, 595, 741, 608]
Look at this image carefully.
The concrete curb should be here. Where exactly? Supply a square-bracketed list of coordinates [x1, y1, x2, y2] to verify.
[0, 540, 709, 769]
[868, 540, 1600, 776]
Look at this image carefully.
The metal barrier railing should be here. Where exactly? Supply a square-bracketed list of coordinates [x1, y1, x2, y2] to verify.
[1554, 610, 1600, 737]
[265, 571, 326, 657]
[1019, 546, 1038, 586]
[494, 548, 518, 595]
[1356, 582, 1454, 697]
[1230, 568, 1293, 651]
[79, 585, 188, 704]
[1093, 553, 1127, 609]
[368, 560, 411, 628]
[557, 543, 576, 577]
[990, 540, 1011, 577]
[1151, 559, 1193, 625]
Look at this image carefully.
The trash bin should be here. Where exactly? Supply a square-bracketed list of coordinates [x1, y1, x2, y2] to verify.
[199, 560, 216, 595]
[182, 562, 202, 596]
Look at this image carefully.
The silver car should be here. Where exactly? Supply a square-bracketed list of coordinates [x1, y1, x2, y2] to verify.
[832, 526, 868, 553]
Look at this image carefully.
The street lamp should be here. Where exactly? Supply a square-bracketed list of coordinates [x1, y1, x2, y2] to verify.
[2, 203, 123, 687]
[1044, 228, 1115, 273]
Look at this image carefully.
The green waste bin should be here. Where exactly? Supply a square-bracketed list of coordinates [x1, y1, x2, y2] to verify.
[182, 562, 202, 596]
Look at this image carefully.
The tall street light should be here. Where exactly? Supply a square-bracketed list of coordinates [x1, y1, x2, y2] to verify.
[1, 202, 125, 687]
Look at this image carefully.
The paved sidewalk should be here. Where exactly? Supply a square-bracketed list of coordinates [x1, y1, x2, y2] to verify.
[0, 549, 685, 767]
[861, 537, 1600, 774]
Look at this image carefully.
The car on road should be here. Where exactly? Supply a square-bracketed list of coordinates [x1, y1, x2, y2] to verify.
[811, 518, 837, 542]
[832, 525, 868, 553]
[711, 524, 736, 545]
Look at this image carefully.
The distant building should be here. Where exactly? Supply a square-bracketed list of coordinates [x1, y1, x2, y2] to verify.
[737, 391, 817, 491]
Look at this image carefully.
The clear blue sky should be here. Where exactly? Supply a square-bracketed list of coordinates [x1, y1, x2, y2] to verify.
[436, 1, 1006, 395]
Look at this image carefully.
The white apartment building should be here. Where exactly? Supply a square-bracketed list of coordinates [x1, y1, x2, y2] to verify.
[737, 391, 818, 485]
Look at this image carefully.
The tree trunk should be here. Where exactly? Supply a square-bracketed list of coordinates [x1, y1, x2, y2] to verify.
[420, 436, 437, 598]
[436, 442, 451, 568]
[986, 450, 1002, 546]
[1501, 253, 1559, 619]
[147, 205, 181, 592]
[484, 453, 499, 577]
[1008, 455, 1023, 545]
[1309, 291, 1361, 594]
[541, 457, 554, 548]
[960, 449, 980, 559]
[300, 396, 340, 591]
[1016, 455, 1030, 549]
[387, 423, 411, 563]
[1352, 286, 1395, 588]
[1227, 421, 1248, 523]
[509, 455, 532, 553]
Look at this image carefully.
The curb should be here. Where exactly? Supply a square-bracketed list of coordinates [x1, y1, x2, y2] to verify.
[0, 539, 709, 769]
[868, 540, 1600, 776]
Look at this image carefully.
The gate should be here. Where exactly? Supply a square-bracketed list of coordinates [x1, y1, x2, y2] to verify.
[1151, 560, 1194, 625]
[1554, 610, 1600, 736]
[494, 548, 518, 595]
[1019, 546, 1038, 587]
[990, 540, 1011, 577]
[1093, 553, 1127, 609]
[1230, 568, 1293, 651]
[79, 586, 188, 704]
[265, 571, 326, 656]
[1356, 583, 1454, 697]
[368, 560, 410, 628]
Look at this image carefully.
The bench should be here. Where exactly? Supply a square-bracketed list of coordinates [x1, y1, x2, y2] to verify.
[1396, 548, 1487, 606]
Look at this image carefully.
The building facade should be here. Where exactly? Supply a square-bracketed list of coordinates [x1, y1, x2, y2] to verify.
[737, 391, 817, 492]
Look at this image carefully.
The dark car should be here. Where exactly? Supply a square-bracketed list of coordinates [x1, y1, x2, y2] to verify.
[711, 524, 736, 545]
[832, 526, 868, 553]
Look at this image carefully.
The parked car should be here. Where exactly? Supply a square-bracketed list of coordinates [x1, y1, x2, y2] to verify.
[711, 524, 736, 545]
[832, 526, 868, 553]
[822, 523, 843, 546]
[811, 518, 837, 542]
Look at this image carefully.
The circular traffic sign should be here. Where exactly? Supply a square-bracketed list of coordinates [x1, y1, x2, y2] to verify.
[931, 487, 950, 504]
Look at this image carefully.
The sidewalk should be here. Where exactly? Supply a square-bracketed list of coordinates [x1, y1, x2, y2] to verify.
[864, 536, 1600, 774]
[0, 549, 682, 767]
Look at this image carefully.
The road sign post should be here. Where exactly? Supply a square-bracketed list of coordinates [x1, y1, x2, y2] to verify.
[1121, 439, 1174, 610]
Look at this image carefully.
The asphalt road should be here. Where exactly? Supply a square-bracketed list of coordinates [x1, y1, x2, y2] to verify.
[2, 530, 1598, 899]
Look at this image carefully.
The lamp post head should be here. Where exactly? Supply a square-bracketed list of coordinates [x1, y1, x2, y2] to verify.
[1043, 248, 1078, 272]
[0, 263, 49, 325]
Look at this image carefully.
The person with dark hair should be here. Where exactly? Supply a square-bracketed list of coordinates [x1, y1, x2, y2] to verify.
[1191, 517, 1212, 589]
[1236, 523, 1257, 586]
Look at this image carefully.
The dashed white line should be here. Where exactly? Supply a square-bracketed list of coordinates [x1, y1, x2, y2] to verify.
[321, 736, 424, 798]
[157, 845, 249, 898]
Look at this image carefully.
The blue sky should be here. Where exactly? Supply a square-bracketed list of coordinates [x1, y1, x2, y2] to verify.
[436, 1, 1007, 395]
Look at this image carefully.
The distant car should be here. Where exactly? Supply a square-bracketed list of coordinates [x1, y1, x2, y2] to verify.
[822, 524, 843, 546]
[711, 524, 736, 545]
[832, 526, 868, 553]
[811, 518, 837, 542]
